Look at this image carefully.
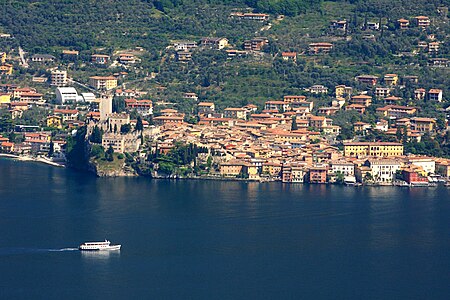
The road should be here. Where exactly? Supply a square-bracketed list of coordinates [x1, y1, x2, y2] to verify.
[18, 47, 29, 68]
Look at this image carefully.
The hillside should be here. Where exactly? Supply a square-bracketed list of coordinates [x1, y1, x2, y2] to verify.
[0, 0, 449, 111]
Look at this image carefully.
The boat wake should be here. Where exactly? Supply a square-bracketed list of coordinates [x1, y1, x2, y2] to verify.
[47, 248, 79, 252]
[0, 247, 79, 255]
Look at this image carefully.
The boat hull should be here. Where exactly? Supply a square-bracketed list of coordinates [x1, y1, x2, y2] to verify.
[79, 245, 121, 251]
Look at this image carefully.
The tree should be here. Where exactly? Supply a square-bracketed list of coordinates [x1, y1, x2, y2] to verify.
[335, 171, 345, 184]
[106, 145, 114, 161]
[90, 144, 105, 159]
[120, 123, 132, 134]
[291, 116, 298, 131]
[48, 140, 54, 157]
[114, 124, 118, 133]
[135, 116, 144, 132]
[90, 125, 103, 143]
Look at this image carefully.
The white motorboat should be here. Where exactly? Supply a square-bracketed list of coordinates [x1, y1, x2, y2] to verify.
[79, 240, 121, 251]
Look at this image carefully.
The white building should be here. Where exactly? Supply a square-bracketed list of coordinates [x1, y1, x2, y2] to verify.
[404, 157, 435, 175]
[365, 159, 401, 183]
[330, 161, 355, 176]
[51, 70, 67, 87]
[55, 87, 81, 104]
[81, 93, 96, 103]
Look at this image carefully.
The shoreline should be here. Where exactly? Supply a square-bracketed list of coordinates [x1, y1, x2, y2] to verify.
[0, 154, 66, 168]
[0, 155, 448, 187]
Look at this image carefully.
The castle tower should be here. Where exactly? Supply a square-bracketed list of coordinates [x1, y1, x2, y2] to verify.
[99, 94, 113, 121]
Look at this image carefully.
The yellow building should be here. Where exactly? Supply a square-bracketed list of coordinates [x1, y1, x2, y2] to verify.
[344, 142, 403, 157]
[46, 116, 63, 129]
[0, 52, 6, 64]
[0, 63, 13, 75]
[0, 93, 11, 104]
[410, 117, 436, 132]
[384, 74, 399, 86]
[89, 76, 118, 90]
[220, 160, 244, 176]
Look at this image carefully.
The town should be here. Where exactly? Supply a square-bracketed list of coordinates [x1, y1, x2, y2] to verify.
[0, 5, 449, 186]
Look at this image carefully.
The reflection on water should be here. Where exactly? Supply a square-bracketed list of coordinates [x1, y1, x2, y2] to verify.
[81, 250, 121, 260]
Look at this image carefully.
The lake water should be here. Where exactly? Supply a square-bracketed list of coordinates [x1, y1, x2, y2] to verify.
[0, 158, 449, 299]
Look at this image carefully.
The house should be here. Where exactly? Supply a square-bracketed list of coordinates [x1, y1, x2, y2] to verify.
[375, 87, 391, 98]
[125, 99, 153, 116]
[13, 87, 36, 99]
[414, 88, 426, 100]
[308, 165, 328, 183]
[402, 168, 428, 184]
[364, 159, 401, 183]
[62, 50, 79, 59]
[309, 116, 331, 130]
[118, 53, 136, 64]
[384, 74, 398, 86]
[376, 105, 417, 118]
[317, 107, 339, 116]
[0, 64, 13, 75]
[355, 75, 378, 85]
[284, 95, 306, 103]
[20, 92, 44, 103]
[410, 117, 436, 132]
[0, 52, 6, 64]
[244, 38, 268, 51]
[173, 41, 198, 51]
[1, 141, 14, 152]
[91, 54, 110, 64]
[224, 108, 247, 120]
[353, 122, 371, 134]
[226, 49, 248, 58]
[50, 70, 67, 87]
[176, 51, 192, 62]
[264, 100, 289, 112]
[0, 92, 11, 104]
[230, 12, 269, 21]
[415, 16, 430, 28]
[366, 21, 380, 30]
[350, 94, 372, 106]
[308, 85, 328, 94]
[397, 18, 410, 29]
[309, 43, 333, 54]
[335, 85, 353, 98]
[201, 37, 229, 50]
[404, 156, 435, 175]
[436, 160, 450, 179]
[330, 160, 355, 177]
[345, 104, 366, 114]
[153, 115, 184, 126]
[428, 42, 440, 52]
[89, 76, 118, 90]
[343, 142, 403, 157]
[281, 52, 297, 63]
[281, 164, 306, 183]
[330, 20, 347, 31]
[428, 58, 449, 67]
[197, 102, 215, 114]
[31, 54, 56, 63]
[384, 96, 402, 105]
[183, 93, 198, 101]
[428, 89, 443, 102]
[54, 109, 79, 122]
[46, 116, 63, 129]
[403, 75, 419, 84]
[220, 160, 245, 177]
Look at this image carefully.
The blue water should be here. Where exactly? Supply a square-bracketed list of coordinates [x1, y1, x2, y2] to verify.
[0, 158, 449, 299]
